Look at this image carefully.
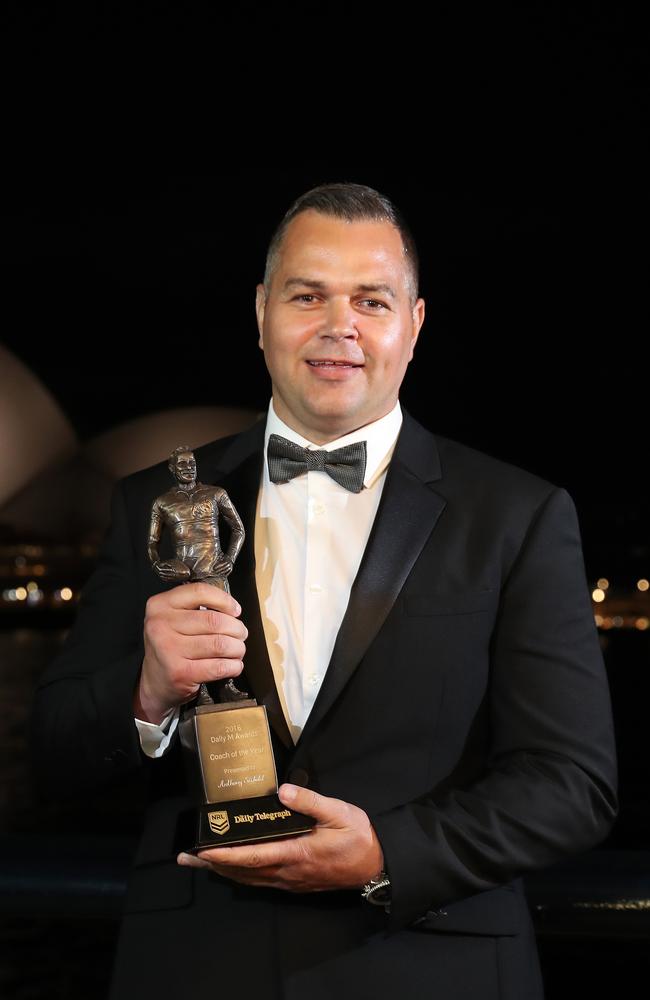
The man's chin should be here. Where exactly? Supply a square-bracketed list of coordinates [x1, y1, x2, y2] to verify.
[273, 387, 382, 441]
[297, 404, 376, 442]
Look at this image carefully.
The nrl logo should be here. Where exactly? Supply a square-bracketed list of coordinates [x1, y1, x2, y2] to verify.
[207, 810, 230, 835]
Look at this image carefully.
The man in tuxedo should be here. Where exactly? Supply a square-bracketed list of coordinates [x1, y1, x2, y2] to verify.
[34, 182, 617, 999]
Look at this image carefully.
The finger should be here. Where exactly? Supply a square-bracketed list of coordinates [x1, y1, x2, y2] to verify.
[166, 583, 241, 616]
[177, 852, 213, 870]
[183, 658, 245, 683]
[180, 633, 246, 662]
[185, 861, 288, 891]
[173, 609, 248, 641]
[278, 784, 349, 826]
[196, 838, 301, 869]
[178, 849, 283, 884]
[198, 867, 286, 889]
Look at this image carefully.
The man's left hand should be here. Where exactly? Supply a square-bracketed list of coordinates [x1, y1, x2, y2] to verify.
[177, 784, 384, 892]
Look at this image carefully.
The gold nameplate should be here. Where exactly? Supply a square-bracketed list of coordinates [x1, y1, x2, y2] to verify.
[192, 704, 278, 804]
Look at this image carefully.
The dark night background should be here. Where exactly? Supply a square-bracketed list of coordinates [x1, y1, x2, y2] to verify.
[2, 161, 647, 570]
[1, 4, 649, 998]
[1, 162, 646, 476]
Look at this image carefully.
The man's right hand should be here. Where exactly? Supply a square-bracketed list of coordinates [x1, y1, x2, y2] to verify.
[134, 583, 248, 724]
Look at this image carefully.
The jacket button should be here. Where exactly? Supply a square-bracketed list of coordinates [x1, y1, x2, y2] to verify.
[104, 749, 127, 764]
[288, 768, 309, 787]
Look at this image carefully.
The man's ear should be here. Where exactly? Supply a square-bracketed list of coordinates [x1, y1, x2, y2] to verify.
[408, 297, 425, 361]
[255, 284, 266, 349]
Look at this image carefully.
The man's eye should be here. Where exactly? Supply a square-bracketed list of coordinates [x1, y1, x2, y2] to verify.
[293, 294, 317, 303]
[360, 299, 386, 309]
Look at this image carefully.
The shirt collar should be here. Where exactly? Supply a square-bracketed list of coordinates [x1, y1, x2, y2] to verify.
[264, 398, 403, 489]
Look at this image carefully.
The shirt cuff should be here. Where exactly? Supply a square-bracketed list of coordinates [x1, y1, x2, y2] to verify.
[135, 706, 180, 758]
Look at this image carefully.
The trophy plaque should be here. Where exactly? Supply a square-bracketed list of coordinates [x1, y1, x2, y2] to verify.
[148, 445, 315, 850]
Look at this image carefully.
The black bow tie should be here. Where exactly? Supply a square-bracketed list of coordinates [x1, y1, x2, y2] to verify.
[267, 433, 367, 493]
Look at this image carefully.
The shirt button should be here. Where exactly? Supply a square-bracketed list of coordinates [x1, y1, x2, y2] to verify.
[313, 503, 325, 515]
[309, 583, 322, 593]
[309, 674, 320, 686]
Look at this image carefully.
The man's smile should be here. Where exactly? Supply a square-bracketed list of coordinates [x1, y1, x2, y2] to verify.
[306, 360, 363, 366]
[305, 359, 364, 379]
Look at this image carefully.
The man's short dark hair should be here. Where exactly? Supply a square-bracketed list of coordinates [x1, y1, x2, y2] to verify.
[263, 182, 420, 306]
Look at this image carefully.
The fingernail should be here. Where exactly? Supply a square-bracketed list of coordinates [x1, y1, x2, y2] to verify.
[233, 601, 242, 615]
[177, 852, 193, 865]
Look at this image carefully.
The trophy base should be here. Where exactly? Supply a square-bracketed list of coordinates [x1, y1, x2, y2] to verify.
[175, 793, 316, 852]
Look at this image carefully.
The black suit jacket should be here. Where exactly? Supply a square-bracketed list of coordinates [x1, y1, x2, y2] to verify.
[34, 410, 618, 1000]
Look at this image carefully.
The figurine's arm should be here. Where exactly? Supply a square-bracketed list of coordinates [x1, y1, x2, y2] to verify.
[147, 500, 163, 566]
[148, 498, 191, 582]
[216, 489, 245, 572]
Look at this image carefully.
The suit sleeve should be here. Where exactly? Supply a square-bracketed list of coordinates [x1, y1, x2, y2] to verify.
[369, 486, 618, 931]
[32, 478, 152, 795]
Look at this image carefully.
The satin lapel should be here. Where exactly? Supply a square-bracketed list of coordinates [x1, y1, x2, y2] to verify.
[296, 412, 447, 748]
[204, 425, 293, 750]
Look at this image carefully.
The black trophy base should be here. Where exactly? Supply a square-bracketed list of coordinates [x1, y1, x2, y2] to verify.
[175, 794, 316, 852]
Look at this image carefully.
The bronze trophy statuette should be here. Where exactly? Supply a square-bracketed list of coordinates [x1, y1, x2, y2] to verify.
[148, 445, 314, 851]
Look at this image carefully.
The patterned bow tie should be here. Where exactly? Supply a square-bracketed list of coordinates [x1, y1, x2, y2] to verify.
[267, 433, 367, 493]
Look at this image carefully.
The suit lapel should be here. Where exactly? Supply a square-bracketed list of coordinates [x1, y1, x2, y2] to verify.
[296, 411, 447, 747]
[204, 421, 294, 750]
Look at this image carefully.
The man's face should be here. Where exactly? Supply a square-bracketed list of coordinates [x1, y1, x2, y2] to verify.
[171, 452, 196, 483]
[255, 210, 425, 443]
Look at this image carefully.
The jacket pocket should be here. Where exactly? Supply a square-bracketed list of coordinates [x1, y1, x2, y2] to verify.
[411, 884, 521, 936]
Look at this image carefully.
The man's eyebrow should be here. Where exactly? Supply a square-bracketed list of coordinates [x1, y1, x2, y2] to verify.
[282, 277, 328, 292]
[356, 282, 396, 299]
[282, 277, 396, 299]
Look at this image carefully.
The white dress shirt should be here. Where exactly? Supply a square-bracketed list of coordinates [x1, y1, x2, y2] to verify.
[135, 398, 403, 754]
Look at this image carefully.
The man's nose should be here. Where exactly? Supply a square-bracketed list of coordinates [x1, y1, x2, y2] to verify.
[319, 298, 359, 340]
